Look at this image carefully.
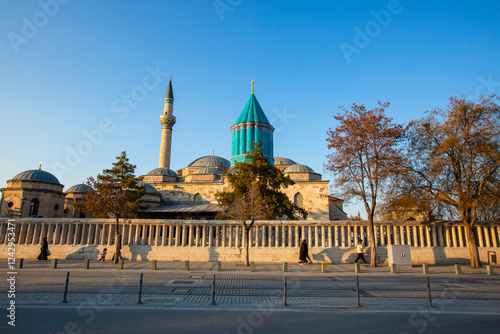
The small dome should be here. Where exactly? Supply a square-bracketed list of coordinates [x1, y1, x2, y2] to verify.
[13, 169, 61, 185]
[191, 167, 222, 175]
[282, 164, 315, 173]
[188, 156, 230, 168]
[226, 166, 239, 174]
[137, 181, 160, 195]
[66, 183, 94, 193]
[146, 167, 178, 177]
[274, 157, 297, 166]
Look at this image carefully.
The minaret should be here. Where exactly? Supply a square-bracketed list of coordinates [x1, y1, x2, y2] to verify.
[230, 80, 274, 165]
[158, 77, 176, 169]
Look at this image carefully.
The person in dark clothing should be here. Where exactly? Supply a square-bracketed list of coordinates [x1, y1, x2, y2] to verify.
[299, 239, 312, 265]
[37, 237, 49, 260]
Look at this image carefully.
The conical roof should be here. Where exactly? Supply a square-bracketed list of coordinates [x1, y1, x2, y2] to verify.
[165, 78, 173, 99]
[234, 94, 270, 125]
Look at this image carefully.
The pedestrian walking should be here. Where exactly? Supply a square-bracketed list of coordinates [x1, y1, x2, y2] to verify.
[37, 237, 49, 260]
[98, 248, 107, 262]
[354, 239, 368, 264]
[299, 239, 313, 265]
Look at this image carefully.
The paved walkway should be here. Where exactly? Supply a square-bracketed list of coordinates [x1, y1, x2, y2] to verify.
[3, 260, 500, 313]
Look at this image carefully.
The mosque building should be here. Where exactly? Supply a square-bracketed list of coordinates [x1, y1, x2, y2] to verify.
[0, 80, 346, 221]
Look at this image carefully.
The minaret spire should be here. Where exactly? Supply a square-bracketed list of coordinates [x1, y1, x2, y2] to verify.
[159, 77, 176, 169]
[251, 80, 254, 94]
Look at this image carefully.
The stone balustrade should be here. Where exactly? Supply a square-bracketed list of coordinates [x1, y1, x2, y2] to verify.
[1, 218, 499, 264]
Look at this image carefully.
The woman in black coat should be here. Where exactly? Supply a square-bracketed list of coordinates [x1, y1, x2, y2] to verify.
[37, 237, 49, 260]
[299, 239, 308, 265]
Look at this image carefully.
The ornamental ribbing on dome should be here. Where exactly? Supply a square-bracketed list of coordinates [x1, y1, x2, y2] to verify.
[147, 167, 178, 177]
[274, 156, 297, 166]
[188, 156, 230, 168]
[13, 170, 61, 185]
[282, 164, 315, 173]
[66, 184, 93, 193]
[191, 167, 222, 175]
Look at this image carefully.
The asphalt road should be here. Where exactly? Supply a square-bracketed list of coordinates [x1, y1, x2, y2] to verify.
[5, 306, 499, 334]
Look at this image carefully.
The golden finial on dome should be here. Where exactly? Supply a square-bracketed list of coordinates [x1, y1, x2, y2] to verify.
[251, 80, 254, 94]
[38, 162, 42, 170]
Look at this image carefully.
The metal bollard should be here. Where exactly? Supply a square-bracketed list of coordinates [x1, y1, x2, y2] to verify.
[83, 259, 89, 269]
[151, 260, 157, 271]
[16, 258, 23, 269]
[118, 259, 124, 270]
[355, 276, 361, 307]
[354, 263, 360, 273]
[391, 263, 397, 274]
[422, 264, 429, 274]
[283, 275, 288, 306]
[211, 274, 216, 305]
[137, 273, 143, 304]
[62, 271, 70, 303]
[217, 261, 222, 271]
[321, 263, 327, 273]
[51, 259, 58, 269]
[454, 264, 462, 275]
[426, 276, 433, 308]
[283, 262, 288, 272]
[486, 265, 494, 276]
[184, 260, 189, 271]
[250, 262, 255, 272]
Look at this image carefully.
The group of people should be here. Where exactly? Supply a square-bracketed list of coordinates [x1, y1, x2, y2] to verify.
[299, 238, 368, 264]
[37, 237, 108, 262]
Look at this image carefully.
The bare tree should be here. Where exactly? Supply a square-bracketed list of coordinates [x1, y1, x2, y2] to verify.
[325, 102, 406, 267]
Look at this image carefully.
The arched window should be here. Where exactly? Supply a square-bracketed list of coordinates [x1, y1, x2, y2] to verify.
[194, 193, 203, 203]
[29, 198, 39, 217]
[294, 193, 304, 209]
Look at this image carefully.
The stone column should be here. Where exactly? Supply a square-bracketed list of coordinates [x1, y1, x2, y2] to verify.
[431, 226, 438, 248]
[484, 227, 491, 247]
[491, 227, 498, 248]
[208, 226, 214, 247]
[425, 226, 432, 247]
[202, 225, 207, 247]
[445, 227, 452, 247]
[168, 225, 174, 246]
[452, 226, 458, 248]
[477, 227, 485, 248]
[419, 226, 425, 247]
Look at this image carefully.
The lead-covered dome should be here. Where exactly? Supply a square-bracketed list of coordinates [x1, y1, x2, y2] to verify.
[282, 164, 315, 173]
[188, 156, 230, 168]
[13, 169, 61, 185]
[137, 181, 161, 195]
[191, 167, 222, 175]
[146, 167, 178, 177]
[66, 183, 93, 193]
[274, 156, 297, 166]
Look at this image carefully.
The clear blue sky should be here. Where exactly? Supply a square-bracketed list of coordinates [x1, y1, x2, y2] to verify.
[1, 0, 499, 218]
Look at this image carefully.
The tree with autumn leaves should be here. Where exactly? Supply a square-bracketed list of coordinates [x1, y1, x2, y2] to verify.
[325, 102, 406, 267]
[216, 143, 307, 266]
[75, 151, 145, 264]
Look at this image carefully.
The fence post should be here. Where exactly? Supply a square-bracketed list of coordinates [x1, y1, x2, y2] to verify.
[391, 263, 397, 274]
[454, 264, 462, 275]
[51, 259, 58, 269]
[283, 275, 288, 306]
[486, 265, 494, 276]
[283, 262, 288, 273]
[83, 259, 89, 269]
[152, 260, 157, 271]
[422, 264, 429, 274]
[217, 261, 222, 271]
[426, 277, 433, 308]
[62, 272, 70, 303]
[184, 260, 189, 271]
[354, 263, 360, 273]
[250, 262, 255, 272]
[137, 273, 143, 304]
[16, 258, 23, 269]
[211, 274, 216, 305]
[118, 259, 124, 270]
[321, 263, 327, 273]
[355, 276, 361, 307]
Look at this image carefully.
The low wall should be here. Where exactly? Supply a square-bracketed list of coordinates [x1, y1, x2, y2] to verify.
[1, 218, 499, 265]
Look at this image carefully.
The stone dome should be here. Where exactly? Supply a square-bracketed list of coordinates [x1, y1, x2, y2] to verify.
[66, 183, 94, 193]
[274, 156, 297, 166]
[191, 167, 222, 175]
[13, 169, 61, 185]
[282, 164, 315, 174]
[226, 166, 239, 174]
[146, 167, 178, 177]
[137, 181, 160, 195]
[188, 156, 230, 168]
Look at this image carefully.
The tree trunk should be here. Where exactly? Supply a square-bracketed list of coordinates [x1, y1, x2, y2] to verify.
[244, 226, 250, 267]
[114, 217, 122, 264]
[464, 223, 481, 267]
[368, 220, 377, 267]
